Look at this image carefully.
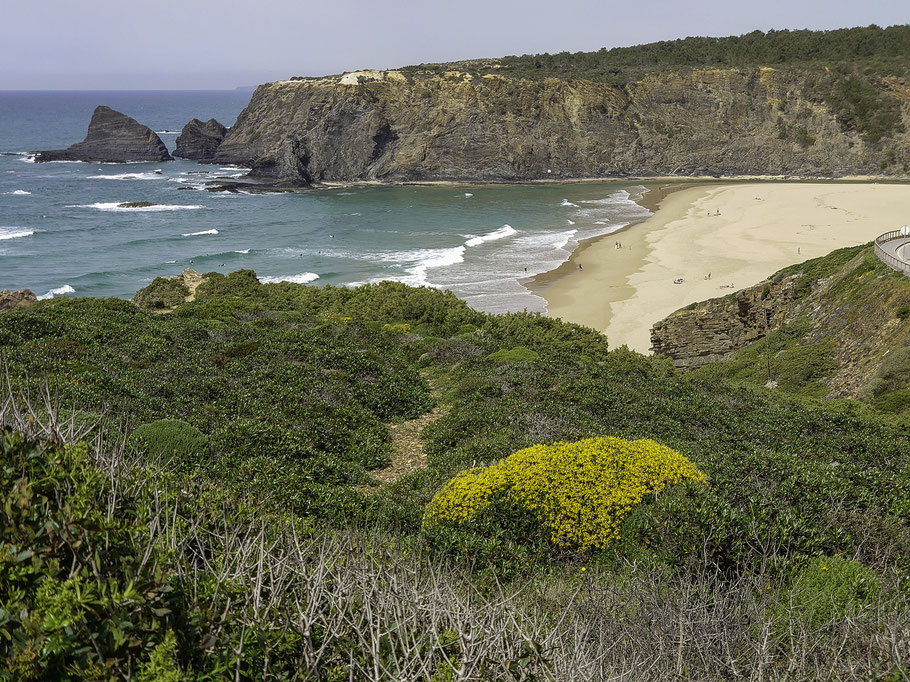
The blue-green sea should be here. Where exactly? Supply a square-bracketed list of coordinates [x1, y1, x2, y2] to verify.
[0, 91, 651, 312]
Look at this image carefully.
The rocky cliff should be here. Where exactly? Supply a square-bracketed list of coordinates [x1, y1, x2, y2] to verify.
[651, 245, 910, 401]
[175, 118, 227, 161]
[650, 275, 802, 371]
[209, 66, 910, 184]
[35, 106, 172, 163]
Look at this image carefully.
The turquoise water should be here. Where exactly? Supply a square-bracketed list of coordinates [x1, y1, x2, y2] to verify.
[0, 91, 651, 312]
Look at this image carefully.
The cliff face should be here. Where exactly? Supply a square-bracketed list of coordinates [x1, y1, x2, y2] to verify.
[211, 68, 910, 184]
[35, 106, 172, 163]
[650, 246, 910, 400]
[650, 276, 802, 371]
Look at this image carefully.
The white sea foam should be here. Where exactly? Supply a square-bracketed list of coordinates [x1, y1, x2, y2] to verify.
[259, 272, 320, 284]
[464, 192, 473, 197]
[3, 190, 31, 195]
[219, 166, 250, 171]
[566, 219, 575, 225]
[464, 224, 517, 247]
[552, 229, 578, 250]
[379, 246, 467, 287]
[156, 131, 179, 134]
[560, 198, 579, 208]
[71, 202, 205, 212]
[182, 229, 219, 237]
[87, 172, 163, 181]
[0, 228, 34, 241]
[37, 284, 75, 300]
[165, 260, 177, 264]
[19, 154, 36, 163]
[234, 249, 250, 254]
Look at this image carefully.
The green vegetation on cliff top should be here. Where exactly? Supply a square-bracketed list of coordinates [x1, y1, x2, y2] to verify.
[397, 24, 910, 81]
[1, 268, 909, 678]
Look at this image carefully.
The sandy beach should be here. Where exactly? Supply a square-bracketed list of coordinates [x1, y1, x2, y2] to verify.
[531, 182, 910, 353]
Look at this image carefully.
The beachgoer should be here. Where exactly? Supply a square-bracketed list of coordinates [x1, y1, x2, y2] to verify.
[578, 263, 583, 270]
[797, 247, 801, 254]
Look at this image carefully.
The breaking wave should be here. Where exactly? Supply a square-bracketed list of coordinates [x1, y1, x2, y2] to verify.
[259, 272, 320, 284]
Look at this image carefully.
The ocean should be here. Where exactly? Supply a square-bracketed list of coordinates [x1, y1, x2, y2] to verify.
[0, 90, 651, 313]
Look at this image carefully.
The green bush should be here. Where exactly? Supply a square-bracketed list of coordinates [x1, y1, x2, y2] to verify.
[873, 389, 910, 414]
[785, 556, 881, 628]
[129, 419, 208, 468]
[487, 346, 540, 363]
[867, 346, 910, 400]
[131, 277, 189, 311]
[0, 432, 183, 679]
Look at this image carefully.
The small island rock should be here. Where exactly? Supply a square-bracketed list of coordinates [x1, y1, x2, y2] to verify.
[175, 118, 227, 161]
[35, 106, 172, 163]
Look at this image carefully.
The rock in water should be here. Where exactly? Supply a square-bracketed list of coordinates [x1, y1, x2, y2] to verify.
[0, 289, 37, 313]
[34, 106, 172, 163]
[175, 118, 227, 161]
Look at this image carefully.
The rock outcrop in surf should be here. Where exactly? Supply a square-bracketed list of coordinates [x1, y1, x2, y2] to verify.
[34, 106, 172, 163]
[0, 289, 37, 313]
[175, 118, 227, 161]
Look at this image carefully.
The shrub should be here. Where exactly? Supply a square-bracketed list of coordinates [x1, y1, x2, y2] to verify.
[132, 277, 189, 311]
[487, 346, 540, 363]
[128, 419, 208, 468]
[785, 555, 881, 628]
[873, 388, 910, 414]
[423, 437, 707, 551]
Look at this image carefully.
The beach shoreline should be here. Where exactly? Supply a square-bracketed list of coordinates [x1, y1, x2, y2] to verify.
[530, 181, 910, 353]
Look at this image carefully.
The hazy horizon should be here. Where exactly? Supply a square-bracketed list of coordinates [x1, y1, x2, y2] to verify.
[1, 1, 907, 90]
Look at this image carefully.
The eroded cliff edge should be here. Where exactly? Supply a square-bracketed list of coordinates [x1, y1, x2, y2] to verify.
[211, 67, 910, 185]
[650, 245, 910, 400]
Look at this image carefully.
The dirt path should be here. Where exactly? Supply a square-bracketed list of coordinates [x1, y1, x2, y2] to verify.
[366, 404, 447, 486]
[180, 268, 206, 302]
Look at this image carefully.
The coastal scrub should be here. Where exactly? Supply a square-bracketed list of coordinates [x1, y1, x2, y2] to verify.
[423, 437, 707, 550]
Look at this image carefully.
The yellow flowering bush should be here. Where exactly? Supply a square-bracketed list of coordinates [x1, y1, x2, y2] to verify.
[423, 437, 707, 550]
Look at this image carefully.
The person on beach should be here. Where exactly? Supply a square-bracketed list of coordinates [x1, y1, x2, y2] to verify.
[578, 263, 583, 270]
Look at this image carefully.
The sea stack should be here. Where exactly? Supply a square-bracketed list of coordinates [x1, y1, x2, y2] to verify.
[175, 118, 227, 161]
[34, 106, 172, 163]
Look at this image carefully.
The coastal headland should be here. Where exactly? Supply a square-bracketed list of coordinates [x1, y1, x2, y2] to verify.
[531, 181, 910, 352]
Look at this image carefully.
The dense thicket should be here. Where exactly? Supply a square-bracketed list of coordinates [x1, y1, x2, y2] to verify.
[1, 272, 909, 678]
[402, 25, 910, 82]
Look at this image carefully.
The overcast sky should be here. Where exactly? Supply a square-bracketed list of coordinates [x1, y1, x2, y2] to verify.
[1, 0, 906, 90]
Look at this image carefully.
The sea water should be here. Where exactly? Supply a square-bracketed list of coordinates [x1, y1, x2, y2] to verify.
[0, 90, 651, 312]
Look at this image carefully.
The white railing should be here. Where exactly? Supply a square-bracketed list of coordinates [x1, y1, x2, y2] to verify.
[874, 231, 910, 277]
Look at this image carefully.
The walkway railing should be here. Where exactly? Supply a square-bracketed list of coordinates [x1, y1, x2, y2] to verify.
[874, 230, 910, 277]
